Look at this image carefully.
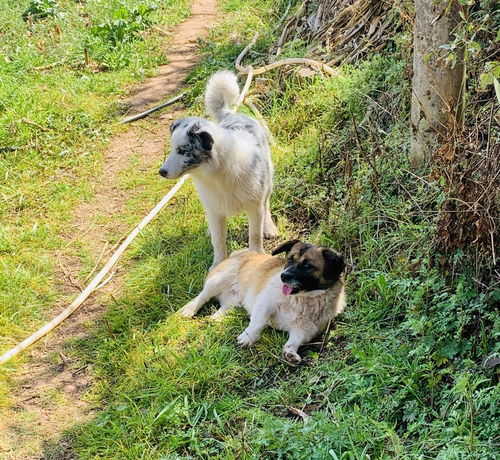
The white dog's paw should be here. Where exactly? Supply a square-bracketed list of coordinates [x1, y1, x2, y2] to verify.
[237, 329, 258, 347]
[283, 348, 302, 364]
[177, 301, 198, 318]
[264, 223, 279, 239]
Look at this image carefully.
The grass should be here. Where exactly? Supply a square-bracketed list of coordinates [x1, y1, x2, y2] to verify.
[2, 0, 499, 458]
[0, 0, 190, 404]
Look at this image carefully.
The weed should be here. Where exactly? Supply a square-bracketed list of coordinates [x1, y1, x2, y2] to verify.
[22, 0, 59, 22]
[90, 4, 158, 45]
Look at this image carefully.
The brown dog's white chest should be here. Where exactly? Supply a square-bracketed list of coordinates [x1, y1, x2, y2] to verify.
[268, 287, 344, 333]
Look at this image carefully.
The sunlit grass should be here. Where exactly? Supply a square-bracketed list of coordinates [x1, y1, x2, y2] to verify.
[0, 0, 190, 405]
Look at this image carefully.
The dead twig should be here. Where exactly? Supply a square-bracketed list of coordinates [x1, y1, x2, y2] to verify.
[33, 61, 63, 71]
[151, 25, 173, 36]
[20, 118, 50, 132]
[319, 318, 332, 354]
[83, 241, 109, 283]
[117, 93, 185, 125]
[289, 406, 310, 422]
[233, 66, 254, 111]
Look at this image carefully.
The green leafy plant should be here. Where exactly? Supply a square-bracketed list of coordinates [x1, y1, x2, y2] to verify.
[22, 0, 59, 22]
[90, 4, 158, 45]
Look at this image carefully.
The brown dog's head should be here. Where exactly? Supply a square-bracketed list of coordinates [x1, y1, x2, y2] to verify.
[272, 240, 345, 296]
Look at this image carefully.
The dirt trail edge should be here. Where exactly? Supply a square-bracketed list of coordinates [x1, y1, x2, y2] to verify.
[0, 1, 218, 458]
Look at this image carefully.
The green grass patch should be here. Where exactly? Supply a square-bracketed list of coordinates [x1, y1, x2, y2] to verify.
[0, 0, 190, 405]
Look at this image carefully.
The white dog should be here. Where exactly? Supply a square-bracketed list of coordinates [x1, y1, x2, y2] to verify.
[159, 70, 278, 268]
[178, 240, 346, 363]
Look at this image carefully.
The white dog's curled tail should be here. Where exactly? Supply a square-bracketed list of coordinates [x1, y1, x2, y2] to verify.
[205, 70, 240, 121]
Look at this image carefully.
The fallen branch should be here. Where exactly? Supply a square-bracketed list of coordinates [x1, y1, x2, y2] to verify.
[235, 33, 337, 77]
[117, 93, 185, 125]
[232, 66, 254, 111]
[235, 33, 259, 73]
[0, 175, 189, 366]
[249, 58, 338, 77]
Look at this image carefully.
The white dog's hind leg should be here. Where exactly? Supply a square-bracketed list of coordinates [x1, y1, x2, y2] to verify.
[248, 205, 265, 254]
[207, 211, 227, 270]
[263, 196, 278, 238]
[178, 270, 230, 317]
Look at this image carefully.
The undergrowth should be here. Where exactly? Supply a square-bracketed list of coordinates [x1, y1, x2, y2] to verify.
[61, 0, 499, 459]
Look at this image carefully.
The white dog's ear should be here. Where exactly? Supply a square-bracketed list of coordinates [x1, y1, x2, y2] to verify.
[197, 131, 214, 151]
[170, 119, 182, 133]
[272, 239, 300, 255]
[188, 123, 214, 151]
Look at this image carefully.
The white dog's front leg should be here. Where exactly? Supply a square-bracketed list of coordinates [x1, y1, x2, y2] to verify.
[247, 205, 265, 254]
[236, 300, 272, 347]
[206, 211, 227, 270]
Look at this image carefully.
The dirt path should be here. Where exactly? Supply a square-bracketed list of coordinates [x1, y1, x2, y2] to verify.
[0, 1, 218, 458]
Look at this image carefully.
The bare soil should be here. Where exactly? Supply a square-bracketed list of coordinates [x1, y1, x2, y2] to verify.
[0, 1, 218, 458]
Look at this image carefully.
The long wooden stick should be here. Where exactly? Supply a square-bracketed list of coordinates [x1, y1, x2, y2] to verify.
[117, 93, 185, 125]
[232, 66, 254, 112]
[235, 33, 259, 74]
[0, 175, 189, 366]
[249, 58, 337, 77]
[235, 35, 336, 77]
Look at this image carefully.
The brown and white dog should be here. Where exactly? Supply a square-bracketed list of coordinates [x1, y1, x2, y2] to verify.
[178, 240, 346, 363]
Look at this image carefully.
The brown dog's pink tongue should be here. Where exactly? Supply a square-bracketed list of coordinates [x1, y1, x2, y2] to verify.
[282, 284, 293, 296]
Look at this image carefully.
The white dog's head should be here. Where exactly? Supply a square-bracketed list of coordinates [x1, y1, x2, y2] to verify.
[159, 117, 214, 179]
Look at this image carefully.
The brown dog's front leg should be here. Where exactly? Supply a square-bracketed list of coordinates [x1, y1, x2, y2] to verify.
[283, 329, 314, 364]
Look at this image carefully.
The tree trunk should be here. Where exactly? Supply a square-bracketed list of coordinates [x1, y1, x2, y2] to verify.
[410, 0, 465, 166]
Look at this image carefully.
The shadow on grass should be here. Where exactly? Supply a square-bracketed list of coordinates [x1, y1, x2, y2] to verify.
[44, 202, 306, 458]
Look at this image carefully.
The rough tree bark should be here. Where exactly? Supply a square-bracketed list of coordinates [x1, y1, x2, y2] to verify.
[411, 0, 465, 166]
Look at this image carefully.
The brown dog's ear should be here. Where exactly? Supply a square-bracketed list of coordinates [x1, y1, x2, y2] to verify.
[272, 239, 300, 256]
[322, 249, 345, 280]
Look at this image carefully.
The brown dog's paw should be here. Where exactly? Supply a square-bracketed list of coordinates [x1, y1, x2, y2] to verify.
[284, 349, 302, 364]
[237, 329, 257, 347]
